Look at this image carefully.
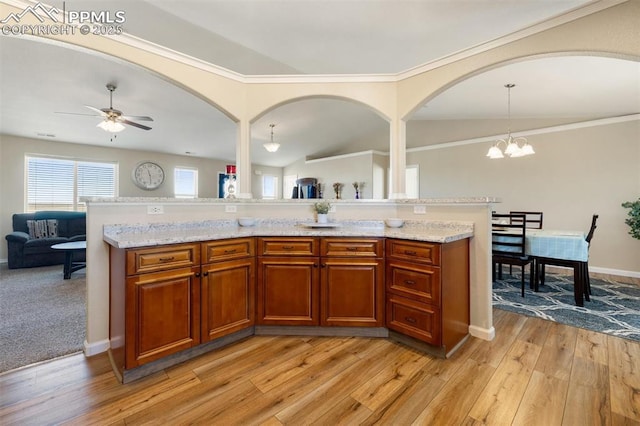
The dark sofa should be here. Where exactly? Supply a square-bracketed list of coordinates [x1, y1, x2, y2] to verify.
[5, 211, 86, 269]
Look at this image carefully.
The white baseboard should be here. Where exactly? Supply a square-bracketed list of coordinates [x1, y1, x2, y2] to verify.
[590, 266, 640, 279]
[469, 325, 495, 341]
[0, 259, 7, 264]
[84, 339, 110, 356]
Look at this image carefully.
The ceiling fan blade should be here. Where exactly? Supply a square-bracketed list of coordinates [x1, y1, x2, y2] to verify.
[121, 119, 152, 131]
[122, 115, 154, 122]
[55, 111, 101, 117]
[84, 105, 108, 116]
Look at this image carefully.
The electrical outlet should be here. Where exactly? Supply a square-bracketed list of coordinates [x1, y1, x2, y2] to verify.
[147, 205, 164, 215]
[413, 205, 426, 214]
[225, 205, 237, 213]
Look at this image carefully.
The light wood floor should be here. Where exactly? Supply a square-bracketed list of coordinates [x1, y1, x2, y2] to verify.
[1, 309, 639, 425]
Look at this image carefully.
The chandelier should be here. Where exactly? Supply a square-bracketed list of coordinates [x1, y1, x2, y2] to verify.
[486, 84, 535, 159]
[263, 123, 280, 152]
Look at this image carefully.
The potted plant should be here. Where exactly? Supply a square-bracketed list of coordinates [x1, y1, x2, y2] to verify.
[313, 201, 331, 223]
[622, 198, 640, 240]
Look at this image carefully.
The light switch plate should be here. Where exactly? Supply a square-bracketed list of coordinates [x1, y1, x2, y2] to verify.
[225, 205, 237, 213]
[413, 205, 426, 214]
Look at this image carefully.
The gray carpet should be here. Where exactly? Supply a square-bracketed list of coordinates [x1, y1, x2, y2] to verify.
[493, 273, 640, 342]
[0, 264, 86, 373]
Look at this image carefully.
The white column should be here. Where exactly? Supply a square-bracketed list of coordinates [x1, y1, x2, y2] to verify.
[236, 119, 252, 199]
[388, 118, 407, 199]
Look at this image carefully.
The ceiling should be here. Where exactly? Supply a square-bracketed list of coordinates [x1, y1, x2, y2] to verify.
[0, 0, 639, 167]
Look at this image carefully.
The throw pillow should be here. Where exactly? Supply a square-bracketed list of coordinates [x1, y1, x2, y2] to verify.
[26, 219, 59, 239]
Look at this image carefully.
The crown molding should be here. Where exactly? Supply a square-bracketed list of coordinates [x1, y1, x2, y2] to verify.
[2, 0, 626, 84]
[407, 113, 640, 153]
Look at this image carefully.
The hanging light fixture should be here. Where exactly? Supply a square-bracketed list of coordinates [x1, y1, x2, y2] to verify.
[486, 83, 535, 159]
[263, 123, 280, 152]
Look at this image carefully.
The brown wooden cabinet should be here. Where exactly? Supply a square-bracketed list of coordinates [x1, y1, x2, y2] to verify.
[256, 237, 384, 327]
[320, 238, 384, 327]
[109, 243, 202, 372]
[385, 238, 469, 356]
[257, 237, 320, 325]
[200, 238, 255, 341]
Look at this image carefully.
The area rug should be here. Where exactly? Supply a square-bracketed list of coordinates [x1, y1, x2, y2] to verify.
[0, 264, 86, 373]
[493, 273, 640, 342]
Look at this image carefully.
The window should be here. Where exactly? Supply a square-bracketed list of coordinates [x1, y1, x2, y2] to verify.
[262, 174, 278, 199]
[26, 156, 117, 212]
[175, 167, 198, 198]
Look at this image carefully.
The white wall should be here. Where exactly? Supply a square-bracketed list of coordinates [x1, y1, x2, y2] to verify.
[407, 119, 640, 275]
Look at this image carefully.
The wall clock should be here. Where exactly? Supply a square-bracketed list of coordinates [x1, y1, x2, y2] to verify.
[132, 161, 165, 190]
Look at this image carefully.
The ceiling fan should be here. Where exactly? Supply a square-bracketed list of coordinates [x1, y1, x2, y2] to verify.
[58, 84, 153, 132]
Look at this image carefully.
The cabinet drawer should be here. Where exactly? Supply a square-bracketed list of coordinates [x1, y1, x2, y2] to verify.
[387, 261, 440, 304]
[386, 294, 441, 345]
[202, 238, 254, 263]
[386, 239, 440, 265]
[258, 237, 319, 256]
[321, 238, 383, 257]
[126, 244, 200, 276]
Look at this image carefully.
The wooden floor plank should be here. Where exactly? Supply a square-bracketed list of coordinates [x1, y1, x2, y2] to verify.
[412, 358, 496, 424]
[563, 356, 611, 426]
[608, 336, 640, 422]
[575, 328, 609, 365]
[512, 370, 569, 425]
[535, 321, 578, 381]
[468, 339, 542, 424]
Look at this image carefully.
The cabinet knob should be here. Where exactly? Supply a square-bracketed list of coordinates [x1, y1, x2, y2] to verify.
[404, 250, 417, 256]
[159, 256, 175, 262]
[404, 280, 416, 285]
[223, 249, 237, 254]
[195, 272, 201, 277]
[313, 263, 318, 268]
[203, 272, 209, 277]
[346, 247, 358, 251]
[405, 316, 417, 324]
[282, 245, 294, 250]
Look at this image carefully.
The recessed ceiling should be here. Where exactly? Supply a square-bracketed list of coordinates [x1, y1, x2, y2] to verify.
[1, 0, 638, 168]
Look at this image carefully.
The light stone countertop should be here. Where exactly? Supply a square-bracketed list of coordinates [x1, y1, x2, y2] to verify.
[103, 219, 474, 249]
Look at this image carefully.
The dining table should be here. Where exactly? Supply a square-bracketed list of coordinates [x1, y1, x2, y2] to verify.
[524, 229, 589, 306]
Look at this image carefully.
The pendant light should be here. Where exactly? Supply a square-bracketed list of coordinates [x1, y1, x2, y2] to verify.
[486, 84, 535, 159]
[263, 123, 280, 153]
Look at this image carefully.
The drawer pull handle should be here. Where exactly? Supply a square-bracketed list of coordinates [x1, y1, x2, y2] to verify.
[346, 247, 358, 251]
[224, 249, 237, 254]
[159, 256, 175, 262]
[405, 316, 417, 324]
[404, 250, 417, 256]
[404, 280, 416, 285]
[282, 245, 294, 250]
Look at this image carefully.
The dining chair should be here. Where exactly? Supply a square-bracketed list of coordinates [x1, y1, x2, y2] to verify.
[510, 211, 543, 229]
[537, 214, 598, 296]
[492, 213, 535, 297]
[505, 211, 543, 275]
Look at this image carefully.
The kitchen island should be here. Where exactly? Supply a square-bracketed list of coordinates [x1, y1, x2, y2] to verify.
[104, 218, 474, 382]
[83, 197, 497, 381]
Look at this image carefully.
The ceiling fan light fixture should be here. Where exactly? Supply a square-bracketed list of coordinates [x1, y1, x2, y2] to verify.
[97, 119, 125, 133]
[264, 123, 280, 153]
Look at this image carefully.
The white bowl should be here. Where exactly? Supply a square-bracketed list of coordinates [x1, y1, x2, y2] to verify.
[385, 218, 404, 228]
[238, 217, 256, 227]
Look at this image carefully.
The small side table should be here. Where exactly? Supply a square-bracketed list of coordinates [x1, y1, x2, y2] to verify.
[51, 241, 87, 279]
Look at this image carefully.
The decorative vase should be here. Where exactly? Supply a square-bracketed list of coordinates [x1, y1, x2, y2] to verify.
[317, 213, 328, 224]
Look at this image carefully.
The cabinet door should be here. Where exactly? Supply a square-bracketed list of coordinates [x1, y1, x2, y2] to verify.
[125, 267, 200, 368]
[257, 257, 319, 325]
[320, 257, 384, 327]
[201, 258, 255, 341]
